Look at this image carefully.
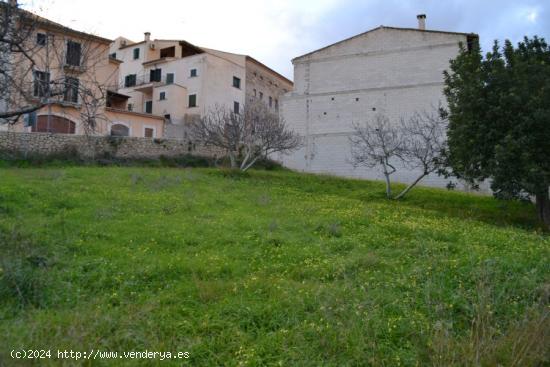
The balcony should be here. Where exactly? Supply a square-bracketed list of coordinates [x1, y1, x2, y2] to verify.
[125, 73, 176, 92]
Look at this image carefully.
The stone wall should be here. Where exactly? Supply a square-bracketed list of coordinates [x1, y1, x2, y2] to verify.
[0, 131, 219, 159]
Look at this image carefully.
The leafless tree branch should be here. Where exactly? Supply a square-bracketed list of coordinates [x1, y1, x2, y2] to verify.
[350, 107, 447, 199]
[190, 101, 302, 171]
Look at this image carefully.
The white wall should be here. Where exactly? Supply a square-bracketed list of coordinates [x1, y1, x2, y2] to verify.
[281, 27, 483, 191]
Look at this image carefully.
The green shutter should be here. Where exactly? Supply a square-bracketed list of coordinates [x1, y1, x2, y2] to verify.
[189, 94, 196, 107]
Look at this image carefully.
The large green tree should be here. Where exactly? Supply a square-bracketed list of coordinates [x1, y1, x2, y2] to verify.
[444, 36, 550, 228]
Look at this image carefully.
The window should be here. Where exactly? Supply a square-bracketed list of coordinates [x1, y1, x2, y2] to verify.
[269, 96, 273, 108]
[275, 99, 279, 110]
[144, 127, 155, 138]
[127, 103, 133, 111]
[36, 33, 46, 46]
[150, 68, 162, 82]
[109, 52, 117, 59]
[124, 74, 136, 87]
[33, 71, 50, 97]
[159, 91, 166, 100]
[232, 76, 241, 89]
[190, 69, 197, 77]
[164, 114, 171, 120]
[188, 94, 197, 107]
[133, 48, 140, 60]
[253, 89, 257, 97]
[233, 101, 240, 114]
[66, 41, 81, 66]
[64, 77, 79, 103]
[111, 124, 129, 137]
[33, 116, 75, 134]
[24, 112, 37, 127]
[259, 91, 263, 100]
[166, 73, 174, 84]
[145, 101, 153, 114]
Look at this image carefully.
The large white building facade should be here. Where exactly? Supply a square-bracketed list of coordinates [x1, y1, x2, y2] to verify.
[280, 16, 478, 189]
[109, 34, 292, 139]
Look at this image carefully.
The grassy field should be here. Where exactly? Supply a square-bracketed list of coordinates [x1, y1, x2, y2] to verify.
[0, 166, 548, 366]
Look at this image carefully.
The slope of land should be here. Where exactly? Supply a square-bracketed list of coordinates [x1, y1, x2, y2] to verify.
[1, 167, 548, 365]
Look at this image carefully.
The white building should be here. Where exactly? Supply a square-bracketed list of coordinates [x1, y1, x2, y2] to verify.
[109, 34, 292, 138]
[280, 15, 478, 189]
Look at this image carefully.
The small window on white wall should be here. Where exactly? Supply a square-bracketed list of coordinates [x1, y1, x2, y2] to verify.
[159, 91, 166, 100]
[166, 73, 174, 84]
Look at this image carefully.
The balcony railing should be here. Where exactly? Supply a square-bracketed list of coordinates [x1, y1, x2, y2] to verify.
[122, 73, 175, 89]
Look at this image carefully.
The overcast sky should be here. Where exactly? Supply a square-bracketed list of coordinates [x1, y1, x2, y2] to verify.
[21, 0, 549, 79]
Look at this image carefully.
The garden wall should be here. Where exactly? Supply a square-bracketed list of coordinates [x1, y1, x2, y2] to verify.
[0, 131, 219, 159]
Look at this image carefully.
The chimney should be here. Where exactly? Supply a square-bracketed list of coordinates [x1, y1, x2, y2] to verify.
[144, 32, 151, 42]
[417, 14, 426, 30]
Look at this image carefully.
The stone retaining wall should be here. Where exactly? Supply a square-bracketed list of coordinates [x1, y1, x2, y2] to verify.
[0, 131, 218, 159]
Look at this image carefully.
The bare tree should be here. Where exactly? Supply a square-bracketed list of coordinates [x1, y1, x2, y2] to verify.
[350, 114, 403, 198]
[350, 108, 447, 199]
[394, 107, 448, 199]
[190, 101, 302, 171]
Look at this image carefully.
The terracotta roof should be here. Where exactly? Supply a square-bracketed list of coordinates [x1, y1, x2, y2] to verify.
[293, 26, 478, 61]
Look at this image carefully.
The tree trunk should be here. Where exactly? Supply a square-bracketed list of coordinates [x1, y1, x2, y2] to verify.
[394, 172, 427, 200]
[381, 161, 393, 199]
[228, 152, 237, 168]
[535, 192, 550, 229]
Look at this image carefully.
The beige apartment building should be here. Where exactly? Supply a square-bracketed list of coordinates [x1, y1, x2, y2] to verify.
[109, 33, 293, 138]
[2, 6, 165, 138]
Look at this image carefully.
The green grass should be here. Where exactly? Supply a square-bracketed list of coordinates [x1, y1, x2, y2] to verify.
[0, 166, 548, 366]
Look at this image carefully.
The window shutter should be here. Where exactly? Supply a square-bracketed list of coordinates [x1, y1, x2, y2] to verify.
[150, 69, 161, 82]
[189, 94, 197, 107]
[145, 101, 153, 114]
[64, 77, 79, 103]
[24, 112, 37, 127]
[66, 41, 81, 66]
